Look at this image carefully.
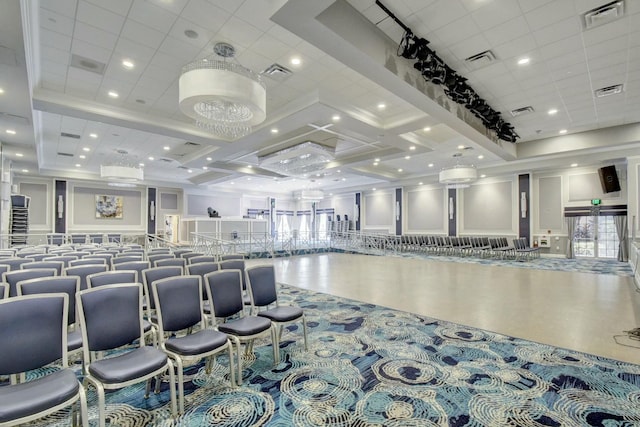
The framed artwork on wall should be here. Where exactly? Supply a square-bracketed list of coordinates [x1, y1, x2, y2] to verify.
[95, 195, 123, 219]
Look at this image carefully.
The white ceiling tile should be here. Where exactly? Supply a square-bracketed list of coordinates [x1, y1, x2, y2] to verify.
[448, 34, 492, 61]
[73, 22, 119, 52]
[413, 0, 468, 31]
[431, 15, 481, 46]
[539, 35, 584, 60]
[581, 17, 631, 47]
[168, 18, 213, 50]
[180, 0, 230, 32]
[216, 16, 264, 50]
[532, 16, 581, 48]
[39, 8, 74, 37]
[524, 0, 577, 31]
[482, 16, 530, 47]
[470, 0, 522, 31]
[41, 60, 68, 77]
[588, 49, 629, 72]
[114, 38, 156, 65]
[590, 66, 626, 84]
[585, 36, 628, 59]
[148, 51, 185, 74]
[41, 78, 66, 93]
[103, 61, 144, 84]
[120, 19, 166, 50]
[40, 28, 72, 51]
[207, 0, 244, 15]
[554, 72, 590, 89]
[493, 34, 537, 60]
[39, 0, 77, 18]
[70, 38, 113, 64]
[40, 45, 70, 66]
[158, 36, 201, 62]
[517, 0, 554, 14]
[76, 1, 126, 35]
[128, 0, 179, 32]
[85, 0, 133, 16]
[234, 0, 281, 32]
[249, 34, 291, 61]
[66, 67, 103, 88]
[136, 65, 178, 89]
[266, 24, 303, 48]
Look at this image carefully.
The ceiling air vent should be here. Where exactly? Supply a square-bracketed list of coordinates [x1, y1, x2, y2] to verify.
[582, 1, 624, 30]
[159, 158, 173, 163]
[261, 63, 293, 81]
[57, 152, 74, 157]
[184, 141, 200, 146]
[177, 166, 189, 170]
[60, 132, 81, 139]
[464, 50, 496, 70]
[595, 84, 623, 98]
[510, 106, 535, 117]
[70, 54, 106, 75]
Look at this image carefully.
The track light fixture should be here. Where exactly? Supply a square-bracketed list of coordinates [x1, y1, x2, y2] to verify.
[376, 0, 519, 143]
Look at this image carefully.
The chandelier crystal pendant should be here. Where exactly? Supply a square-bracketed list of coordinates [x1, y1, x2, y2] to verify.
[100, 150, 143, 184]
[179, 43, 266, 140]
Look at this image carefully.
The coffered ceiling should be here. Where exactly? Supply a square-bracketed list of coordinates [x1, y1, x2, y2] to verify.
[1, 0, 639, 196]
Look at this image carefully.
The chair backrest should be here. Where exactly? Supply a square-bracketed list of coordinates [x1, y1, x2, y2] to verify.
[65, 264, 109, 290]
[47, 233, 66, 245]
[0, 257, 32, 271]
[186, 262, 219, 278]
[0, 265, 9, 278]
[219, 259, 246, 288]
[155, 258, 186, 269]
[107, 234, 121, 243]
[142, 266, 184, 310]
[153, 276, 203, 333]
[88, 234, 103, 244]
[0, 282, 7, 299]
[77, 283, 143, 352]
[69, 258, 107, 267]
[42, 255, 78, 268]
[21, 260, 64, 276]
[245, 265, 278, 307]
[147, 248, 171, 255]
[220, 254, 245, 261]
[171, 249, 193, 258]
[3, 268, 57, 297]
[63, 251, 90, 259]
[182, 253, 204, 262]
[112, 255, 143, 265]
[205, 270, 244, 319]
[25, 253, 50, 262]
[87, 270, 137, 288]
[188, 255, 216, 265]
[0, 293, 68, 374]
[18, 276, 80, 325]
[70, 234, 87, 244]
[148, 254, 175, 265]
[113, 261, 151, 279]
[121, 249, 145, 256]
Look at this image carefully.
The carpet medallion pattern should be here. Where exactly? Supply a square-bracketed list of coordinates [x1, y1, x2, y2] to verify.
[20, 285, 640, 426]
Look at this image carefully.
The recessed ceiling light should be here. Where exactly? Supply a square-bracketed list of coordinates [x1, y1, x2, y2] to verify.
[290, 57, 301, 65]
[163, 146, 170, 151]
[405, 155, 411, 160]
[270, 128, 278, 134]
[247, 177, 251, 181]
[6, 129, 16, 135]
[122, 59, 134, 69]
[571, 163, 578, 167]
[108, 90, 119, 98]
[15, 153, 23, 157]
[188, 169, 193, 173]
[148, 156, 154, 161]
[548, 109, 558, 115]
[75, 163, 81, 167]
[428, 163, 433, 167]
[478, 155, 484, 159]
[374, 158, 380, 162]
[329, 193, 333, 196]
[332, 114, 340, 121]
[0, 88, 4, 94]
[409, 146, 416, 150]
[247, 165, 252, 169]
[79, 155, 86, 159]
[377, 103, 386, 110]
[89, 133, 98, 138]
[457, 144, 465, 150]
[517, 57, 530, 65]
[184, 29, 199, 39]
[480, 174, 486, 178]
[21, 169, 28, 173]
[337, 170, 341, 173]
[230, 182, 235, 185]
[372, 188, 376, 191]
[559, 129, 568, 134]
[373, 162, 379, 166]
[341, 178, 346, 181]
[83, 147, 90, 152]
[202, 166, 208, 170]
[423, 127, 431, 132]
[206, 157, 212, 161]
[397, 168, 403, 172]
[139, 163, 145, 167]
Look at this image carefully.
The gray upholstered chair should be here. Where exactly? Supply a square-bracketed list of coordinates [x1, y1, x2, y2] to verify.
[86, 270, 137, 288]
[24, 253, 50, 262]
[111, 255, 143, 266]
[46, 233, 66, 245]
[112, 261, 151, 281]
[246, 264, 308, 354]
[155, 258, 187, 269]
[0, 282, 8, 299]
[21, 260, 64, 276]
[0, 293, 88, 426]
[220, 254, 245, 261]
[17, 276, 83, 360]
[148, 254, 175, 266]
[0, 257, 32, 272]
[152, 275, 234, 413]
[76, 283, 177, 427]
[65, 264, 109, 291]
[2, 268, 57, 298]
[182, 253, 204, 263]
[171, 249, 193, 258]
[141, 266, 184, 323]
[70, 234, 88, 244]
[147, 248, 172, 255]
[41, 255, 78, 268]
[205, 270, 278, 385]
[188, 255, 217, 265]
[187, 262, 220, 302]
[219, 259, 250, 305]
[106, 234, 121, 243]
[69, 257, 108, 267]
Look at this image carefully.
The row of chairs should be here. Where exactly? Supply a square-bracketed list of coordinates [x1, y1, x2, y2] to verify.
[0, 263, 308, 426]
[399, 235, 539, 259]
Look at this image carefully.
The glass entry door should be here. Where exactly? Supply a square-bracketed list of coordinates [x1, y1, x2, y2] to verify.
[573, 215, 619, 259]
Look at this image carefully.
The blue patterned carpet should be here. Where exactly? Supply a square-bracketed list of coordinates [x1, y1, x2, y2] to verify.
[28, 284, 640, 426]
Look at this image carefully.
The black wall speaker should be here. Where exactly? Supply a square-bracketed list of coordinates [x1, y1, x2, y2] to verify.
[598, 165, 621, 193]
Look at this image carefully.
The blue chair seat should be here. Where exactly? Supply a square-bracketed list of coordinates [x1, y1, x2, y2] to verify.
[0, 369, 79, 423]
[67, 329, 83, 351]
[218, 316, 271, 336]
[88, 347, 168, 383]
[165, 330, 229, 356]
[258, 306, 304, 323]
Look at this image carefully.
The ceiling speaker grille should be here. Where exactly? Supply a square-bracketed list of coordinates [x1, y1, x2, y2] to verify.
[582, 1, 624, 30]
[60, 132, 81, 139]
[70, 54, 106, 75]
[595, 84, 623, 98]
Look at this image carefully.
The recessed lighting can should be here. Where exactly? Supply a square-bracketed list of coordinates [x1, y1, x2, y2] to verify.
[423, 127, 431, 132]
[332, 114, 340, 121]
[108, 90, 119, 98]
[271, 128, 278, 134]
[290, 57, 301, 65]
[409, 146, 416, 150]
[571, 163, 578, 167]
[559, 129, 568, 134]
[122, 59, 134, 69]
[163, 146, 170, 151]
[148, 156, 154, 161]
[478, 155, 484, 159]
[89, 133, 98, 138]
[6, 129, 16, 135]
[15, 153, 23, 157]
[83, 147, 90, 152]
[405, 155, 411, 159]
[517, 57, 530, 65]
[548, 109, 558, 115]
[428, 163, 434, 167]
[206, 157, 212, 161]
[377, 103, 386, 110]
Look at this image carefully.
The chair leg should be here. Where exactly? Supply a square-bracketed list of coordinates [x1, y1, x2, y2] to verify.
[78, 383, 89, 427]
[271, 326, 280, 365]
[227, 343, 236, 387]
[145, 378, 152, 398]
[174, 357, 184, 414]
[232, 338, 243, 386]
[302, 316, 308, 351]
[166, 360, 178, 417]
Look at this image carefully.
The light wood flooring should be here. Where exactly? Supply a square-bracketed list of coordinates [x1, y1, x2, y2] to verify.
[246, 253, 640, 364]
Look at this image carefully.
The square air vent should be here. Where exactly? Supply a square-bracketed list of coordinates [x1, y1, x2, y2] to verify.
[261, 63, 293, 81]
[582, 1, 624, 30]
[57, 152, 74, 157]
[510, 106, 535, 117]
[595, 84, 623, 98]
[70, 54, 106, 75]
[464, 50, 496, 70]
[60, 132, 81, 139]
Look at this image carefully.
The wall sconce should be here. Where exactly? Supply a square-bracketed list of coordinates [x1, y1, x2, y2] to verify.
[395, 201, 400, 221]
[149, 200, 155, 221]
[57, 195, 64, 219]
[520, 191, 527, 218]
[449, 197, 454, 220]
[353, 203, 359, 221]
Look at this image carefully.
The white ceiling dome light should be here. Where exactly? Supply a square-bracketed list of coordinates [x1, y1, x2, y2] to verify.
[439, 153, 477, 188]
[100, 150, 143, 183]
[179, 42, 266, 140]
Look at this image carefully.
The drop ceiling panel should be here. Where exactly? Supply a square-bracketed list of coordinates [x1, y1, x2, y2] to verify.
[76, 1, 126, 35]
[128, 0, 179, 32]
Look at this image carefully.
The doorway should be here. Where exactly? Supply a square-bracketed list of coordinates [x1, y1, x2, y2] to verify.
[573, 215, 619, 259]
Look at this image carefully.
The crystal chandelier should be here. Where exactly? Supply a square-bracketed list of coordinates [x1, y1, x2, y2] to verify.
[439, 153, 477, 189]
[100, 149, 143, 183]
[258, 142, 335, 177]
[179, 43, 266, 139]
